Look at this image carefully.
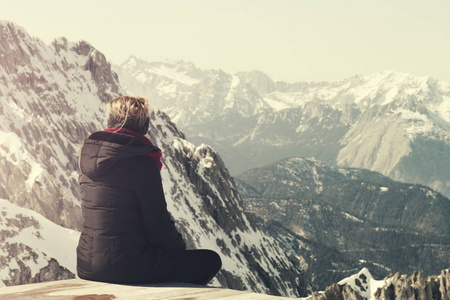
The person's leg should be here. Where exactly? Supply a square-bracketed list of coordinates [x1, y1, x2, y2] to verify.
[163, 249, 222, 285]
[133, 247, 222, 285]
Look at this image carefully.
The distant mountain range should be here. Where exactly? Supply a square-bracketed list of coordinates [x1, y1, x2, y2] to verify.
[0, 20, 306, 297]
[235, 157, 450, 290]
[115, 57, 450, 199]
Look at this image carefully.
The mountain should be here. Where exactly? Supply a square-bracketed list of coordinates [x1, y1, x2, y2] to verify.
[115, 58, 450, 199]
[0, 24, 118, 230]
[0, 199, 78, 287]
[307, 268, 450, 300]
[0, 20, 306, 297]
[235, 157, 450, 290]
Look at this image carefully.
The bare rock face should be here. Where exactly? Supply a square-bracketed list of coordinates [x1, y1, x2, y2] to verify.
[375, 272, 426, 300]
[4, 259, 74, 286]
[34, 259, 74, 283]
[78, 42, 121, 103]
[440, 269, 450, 299]
[308, 284, 363, 300]
[323, 283, 363, 300]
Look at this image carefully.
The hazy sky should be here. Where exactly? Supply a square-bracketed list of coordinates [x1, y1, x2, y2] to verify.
[2, 0, 450, 82]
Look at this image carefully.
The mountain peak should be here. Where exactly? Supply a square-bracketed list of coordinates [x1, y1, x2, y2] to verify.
[337, 268, 380, 299]
[0, 19, 24, 30]
[118, 56, 204, 87]
[311, 268, 450, 300]
[121, 55, 140, 68]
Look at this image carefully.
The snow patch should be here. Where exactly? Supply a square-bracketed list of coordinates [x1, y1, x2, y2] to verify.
[343, 212, 364, 223]
[338, 268, 385, 300]
[0, 199, 79, 279]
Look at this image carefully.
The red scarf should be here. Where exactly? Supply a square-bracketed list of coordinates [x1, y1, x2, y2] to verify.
[104, 128, 163, 171]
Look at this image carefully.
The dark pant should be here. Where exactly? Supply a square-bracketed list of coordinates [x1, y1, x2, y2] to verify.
[134, 246, 222, 285]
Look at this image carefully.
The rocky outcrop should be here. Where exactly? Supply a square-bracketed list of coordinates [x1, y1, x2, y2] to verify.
[309, 284, 363, 300]
[75, 41, 121, 103]
[375, 270, 450, 300]
[307, 268, 450, 300]
[3, 259, 74, 287]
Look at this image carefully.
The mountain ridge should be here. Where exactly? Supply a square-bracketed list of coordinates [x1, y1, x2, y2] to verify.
[115, 56, 450, 199]
[236, 156, 450, 290]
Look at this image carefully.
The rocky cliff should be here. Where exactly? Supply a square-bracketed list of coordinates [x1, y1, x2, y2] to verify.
[308, 268, 450, 300]
[0, 21, 120, 230]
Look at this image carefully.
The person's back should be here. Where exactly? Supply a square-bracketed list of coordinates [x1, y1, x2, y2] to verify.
[76, 96, 221, 284]
[77, 131, 175, 283]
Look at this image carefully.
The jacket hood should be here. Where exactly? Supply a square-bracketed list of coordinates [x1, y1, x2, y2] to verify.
[79, 131, 160, 178]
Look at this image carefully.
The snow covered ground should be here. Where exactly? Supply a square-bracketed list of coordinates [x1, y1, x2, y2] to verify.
[0, 199, 79, 287]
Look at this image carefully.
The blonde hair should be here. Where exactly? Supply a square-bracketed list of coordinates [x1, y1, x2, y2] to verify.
[106, 96, 150, 134]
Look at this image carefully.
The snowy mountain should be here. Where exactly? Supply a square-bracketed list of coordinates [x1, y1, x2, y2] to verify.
[236, 157, 450, 290]
[0, 22, 120, 230]
[115, 58, 450, 198]
[0, 20, 306, 297]
[116, 57, 271, 126]
[307, 267, 450, 300]
[0, 199, 78, 287]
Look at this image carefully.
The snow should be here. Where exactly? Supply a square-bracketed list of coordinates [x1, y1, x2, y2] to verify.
[132, 61, 199, 86]
[224, 75, 241, 111]
[25, 161, 45, 192]
[0, 199, 79, 279]
[0, 131, 23, 164]
[436, 96, 450, 123]
[338, 268, 386, 300]
[263, 97, 291, 112]
[343, 212, 364, 223]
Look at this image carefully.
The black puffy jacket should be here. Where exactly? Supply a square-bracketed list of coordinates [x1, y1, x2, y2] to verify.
[76, 131, 185, 283]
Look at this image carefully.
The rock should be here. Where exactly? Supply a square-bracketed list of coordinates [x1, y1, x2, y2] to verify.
[3, 259, 74, 286]
[308, 268, 450, 300]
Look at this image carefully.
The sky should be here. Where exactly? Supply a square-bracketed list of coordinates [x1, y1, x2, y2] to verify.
[1, 0, 450, 83]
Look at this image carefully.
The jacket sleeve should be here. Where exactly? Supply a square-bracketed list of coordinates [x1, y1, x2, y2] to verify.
[137, 160, 186, 250]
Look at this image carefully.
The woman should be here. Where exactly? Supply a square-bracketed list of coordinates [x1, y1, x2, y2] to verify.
[76, 96, 221, 285]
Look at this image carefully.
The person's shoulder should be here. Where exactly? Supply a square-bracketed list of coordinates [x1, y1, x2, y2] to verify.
[86, 131, 148, 147]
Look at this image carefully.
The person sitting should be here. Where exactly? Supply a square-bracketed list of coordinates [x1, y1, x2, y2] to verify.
[76, 96, 222, 285]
